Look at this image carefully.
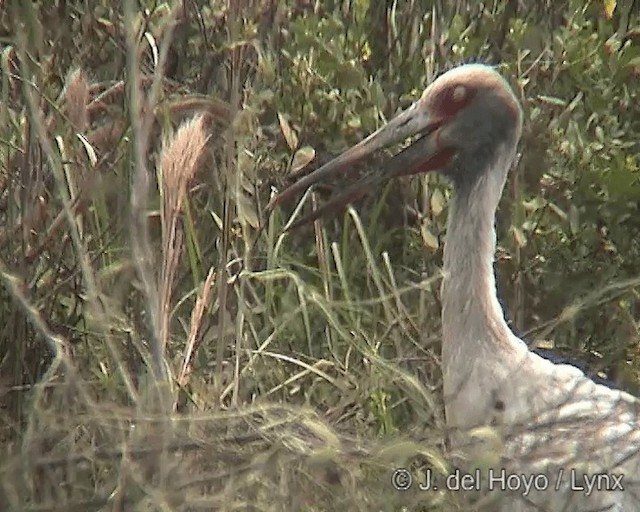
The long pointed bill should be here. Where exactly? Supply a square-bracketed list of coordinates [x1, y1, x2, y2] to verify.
[266, 99, 456, 227]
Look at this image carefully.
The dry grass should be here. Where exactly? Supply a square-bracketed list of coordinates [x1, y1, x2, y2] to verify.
[0, 3, 449, 511]
[1, 2, 638, 511]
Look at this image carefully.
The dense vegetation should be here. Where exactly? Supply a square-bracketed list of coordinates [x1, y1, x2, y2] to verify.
[1, 0, 639, 510]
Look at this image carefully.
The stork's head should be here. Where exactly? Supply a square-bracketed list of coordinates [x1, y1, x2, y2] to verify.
[267, 64, 523, 224]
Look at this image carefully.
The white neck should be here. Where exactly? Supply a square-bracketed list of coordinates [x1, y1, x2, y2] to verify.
[441, 170, 512, 349]
[440, 151, 526, 426]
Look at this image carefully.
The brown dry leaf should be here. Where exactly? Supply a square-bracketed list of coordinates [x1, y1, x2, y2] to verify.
[421, 223, 439, 250]
[277, 112, 298, 151]
[430, 188, 445, 216]
[291, 145, 315, 174]
[238, 193, 260, 229]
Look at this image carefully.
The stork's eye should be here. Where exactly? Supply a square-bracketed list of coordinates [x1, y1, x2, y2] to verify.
[452, 85, 467, 103]
[437, 84, 474, 117]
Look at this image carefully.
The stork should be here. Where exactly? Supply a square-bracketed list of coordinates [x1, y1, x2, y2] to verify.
[268, 64, 640, 510]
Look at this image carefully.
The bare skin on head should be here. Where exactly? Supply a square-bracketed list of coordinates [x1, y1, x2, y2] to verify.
[268, 64, 640, 511]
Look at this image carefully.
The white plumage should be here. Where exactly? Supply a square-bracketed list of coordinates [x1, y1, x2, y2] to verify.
[269, 64, 640, 510]
[436, 65, 640, 511]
